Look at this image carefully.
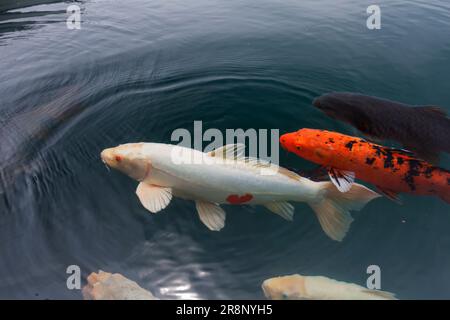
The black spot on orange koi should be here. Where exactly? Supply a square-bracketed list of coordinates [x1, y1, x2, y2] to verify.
[345, 140, 357, 151]
[371, 146, 397, 171]
[424, 167, 434, 179]
[383, 150, 395, 169]
[328, 138, 335, 143]
[372, 145, 384, 157]
[403, 159, 422, 191]
[365, 157, 376, 165]
[397, 158, 404, 165]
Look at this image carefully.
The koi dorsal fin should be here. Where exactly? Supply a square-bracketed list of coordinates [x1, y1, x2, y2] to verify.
[275, 166, 304, 181]
[207, 144, 245, 159]
[208, 144, 302, 181]
[243, 157, 303, 181]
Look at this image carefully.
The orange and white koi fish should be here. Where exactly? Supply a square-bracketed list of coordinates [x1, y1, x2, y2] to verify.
[101, 143, 380, 241]
[262, 274, 397, 300]
[280, 129, 450, 203]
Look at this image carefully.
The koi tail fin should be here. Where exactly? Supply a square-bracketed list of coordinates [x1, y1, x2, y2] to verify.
[308, 182, 381, 241]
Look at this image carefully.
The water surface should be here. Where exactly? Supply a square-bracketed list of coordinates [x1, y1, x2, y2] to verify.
[1, 0, 450, 299]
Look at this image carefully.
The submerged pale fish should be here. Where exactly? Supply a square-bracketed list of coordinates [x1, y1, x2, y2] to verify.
[83, 271, 158, 300]
[262, 274, 397, 300]
[101, 143, 380, 241]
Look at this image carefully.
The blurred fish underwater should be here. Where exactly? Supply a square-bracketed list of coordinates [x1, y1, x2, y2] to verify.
[1, 0, 450, 299]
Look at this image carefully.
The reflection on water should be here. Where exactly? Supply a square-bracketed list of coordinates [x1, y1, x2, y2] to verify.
[1, 0, 450, 299]
[0, 2, 81, 47]
[0, 1, 62, 12]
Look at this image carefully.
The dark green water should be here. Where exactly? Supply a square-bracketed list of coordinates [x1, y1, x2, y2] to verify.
[0, 0, 449, 299]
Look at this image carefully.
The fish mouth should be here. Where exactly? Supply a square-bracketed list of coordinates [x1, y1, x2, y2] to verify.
[261, 281, 271, 299]
[100, 149, 112, 171]
[279, 135, 291, 151]
[101, 157, 110, 172]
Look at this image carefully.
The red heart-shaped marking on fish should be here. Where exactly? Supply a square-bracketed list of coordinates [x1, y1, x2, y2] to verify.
[226, 193, 253, 204]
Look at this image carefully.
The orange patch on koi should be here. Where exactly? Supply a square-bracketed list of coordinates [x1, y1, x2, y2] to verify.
[226, 193, 253, 204]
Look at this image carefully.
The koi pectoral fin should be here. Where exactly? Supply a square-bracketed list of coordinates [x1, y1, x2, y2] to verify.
[327, 168, 355, 192]
[136, 183, 172, 213]
[264, 202, 294, 221]
[376, 186, 402, 204]
[195, 201, 226, 231]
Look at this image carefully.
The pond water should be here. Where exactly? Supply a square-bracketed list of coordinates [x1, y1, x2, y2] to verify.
[0, 0, 449, 299]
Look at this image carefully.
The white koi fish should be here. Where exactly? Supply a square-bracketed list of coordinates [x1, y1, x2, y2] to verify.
[100, 143, 380, 241]
[262, 274, 397, 300]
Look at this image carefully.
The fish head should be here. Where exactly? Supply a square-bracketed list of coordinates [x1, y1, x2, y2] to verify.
[101, 143, 150, 181]
[262, 275, 306, 300]
[313, 92, 359, 123]
[280, 129, 333, 164]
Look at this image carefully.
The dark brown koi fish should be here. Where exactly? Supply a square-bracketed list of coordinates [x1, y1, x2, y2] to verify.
[312, 92, 450, 164]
